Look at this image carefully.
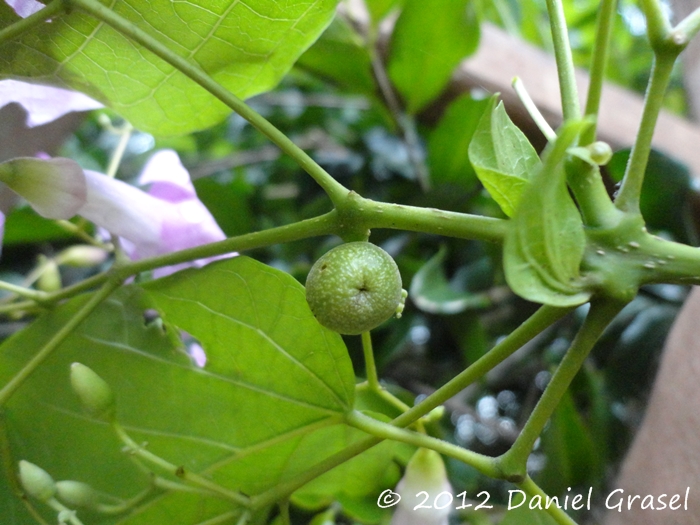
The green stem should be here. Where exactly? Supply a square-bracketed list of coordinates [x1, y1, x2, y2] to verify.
[392, 305, 573, 429]
[640, 0, 673, 51]
[0, 281, 46, 301]
[518, 477, 579, 525]
[0, 0, 65, 44]
[497, 299, 625, 479]
[112, 423, 250, 506]
[544, 0, 580, 120]
[615, 54, 677, 214]
[363, 199, 507, 244]
[193, 511, 239, 525]
[0, 277, 122, 407]
[361, 332, 379, 390]
[346, 410, 499, 477]
[47, 498, 84, 525]
[116, 211, 338, 278]
[512, 77, 556, 141]
[673, 7, 700, 45]
[582, 0, 617, 144]
[68, 0, 348, 206]
[566, 159, 622, 228]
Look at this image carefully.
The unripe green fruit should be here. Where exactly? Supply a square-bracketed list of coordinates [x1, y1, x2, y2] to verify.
[305, 242, 404, 335]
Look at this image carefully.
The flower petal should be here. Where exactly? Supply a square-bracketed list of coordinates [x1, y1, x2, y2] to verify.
[0, 80, 102, 127]
[137, 149, 196, 202]
[0, 157, 86, 219]
[4, 0, 45, 18]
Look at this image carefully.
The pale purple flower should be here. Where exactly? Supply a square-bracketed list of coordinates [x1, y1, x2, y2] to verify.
[0, 80, 102, 128]
[0, 151, 231, 276]
[5, 0, 45, 18]
[390, 449, 453, 525]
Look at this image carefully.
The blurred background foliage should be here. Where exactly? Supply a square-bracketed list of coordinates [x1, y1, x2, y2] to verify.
[2, 0, 699, 523]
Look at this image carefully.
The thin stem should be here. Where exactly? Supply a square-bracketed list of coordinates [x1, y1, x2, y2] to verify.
[498, 300, 625, 479]
[47, 498, 84, 525]
[640, 0, 673, 51]
[346, 410, 499, 477]
[67, 0, 349, 206]
[361, 331, 379, 390]
[105, 122, 133, 179]
[367, 40, 430, 191]
[0, 281, 45, 301]
[582, 0, 617, 144]
[392, 305, 573, 429]
[674, 7, 700, 45]
[512, 77, 556, 141]
[112, 423, 250, 506]
[615, 55, 677, 214]
[0, 277, 122, 407]
[519, 477, 579, 525]
[566, 159, 622, 228]
[364, 199, 507, 244]
[544, 0, 580, 120]
[194, 511, 240, 525]
[0, 0, 65, 44]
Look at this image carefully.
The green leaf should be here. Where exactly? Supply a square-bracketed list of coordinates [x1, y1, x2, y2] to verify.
[428, 94, 491, 190]
[0, 257, 362, 524]
[296, 17, 376, 96]
[503, 121, 592, 307]
[366, 0, 403, 24]
[468, 98, 541, 217]
[409, 246, 491, 314]
[387, 0, 479, 114]
[499, 506, 558, 525]
[0, 0, 339, 136]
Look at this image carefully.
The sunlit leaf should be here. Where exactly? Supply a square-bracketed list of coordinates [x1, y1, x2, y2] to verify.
[0, 0, 339, 135]
[468, 98, 540, 217]
[499, 506, 558, 525]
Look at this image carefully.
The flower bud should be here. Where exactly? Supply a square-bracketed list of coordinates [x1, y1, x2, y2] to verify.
[70, 363, 115, 420]
[36, 256, 61, 293]
[586, 141, 612, 166]
[390, 449, 453, 525]
[57, 246, 109, 267]
[18, 460, 56, 502]
[56, 480, 99, 509]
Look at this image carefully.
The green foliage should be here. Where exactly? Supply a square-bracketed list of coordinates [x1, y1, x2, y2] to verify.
[503, 121, 591, 306]
[468, 98, 541, 217]
[0, 0, 339, 135]
[387, 0, 479, 114]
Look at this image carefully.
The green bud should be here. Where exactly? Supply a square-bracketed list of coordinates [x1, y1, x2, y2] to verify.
[70, 363, 115, 420]
[18, 460, 56, 502]
[57, 246, 109, 267]
[37, 256, 62, 293]
[56, 480, 99, 509]
[586, 141, 612, 166]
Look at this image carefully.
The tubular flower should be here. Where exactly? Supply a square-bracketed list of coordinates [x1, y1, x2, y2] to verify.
[390, 449, 453, 525]
[0, 150, 231, 275]
[4, 0, 45, 18]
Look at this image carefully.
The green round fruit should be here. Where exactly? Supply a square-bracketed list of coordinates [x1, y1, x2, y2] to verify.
[305, 242, 403, 335]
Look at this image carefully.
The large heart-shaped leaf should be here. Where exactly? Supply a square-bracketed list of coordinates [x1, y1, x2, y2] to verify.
[0, 0, 338, 135]
[0, 257, 366, 524]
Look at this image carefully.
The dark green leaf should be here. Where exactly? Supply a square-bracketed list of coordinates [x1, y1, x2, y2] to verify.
[296, 17, 376, 96]
[428, 94, 491, 190]
[0, 0, 339, 136]
[468, 98, 540, 217]
[503, 121, 591, 306]
[387, 0, 479, 114]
